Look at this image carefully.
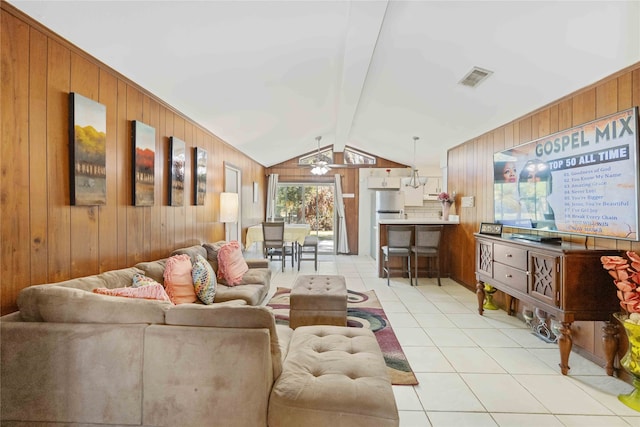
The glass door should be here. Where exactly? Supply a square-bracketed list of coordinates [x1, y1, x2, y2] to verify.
[276, 183, 334, 254]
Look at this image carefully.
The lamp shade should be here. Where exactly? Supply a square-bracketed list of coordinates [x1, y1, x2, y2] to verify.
[219, 192, 239, 223]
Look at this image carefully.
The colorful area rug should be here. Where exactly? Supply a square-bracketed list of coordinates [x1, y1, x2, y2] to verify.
[267, 287, 418, 385]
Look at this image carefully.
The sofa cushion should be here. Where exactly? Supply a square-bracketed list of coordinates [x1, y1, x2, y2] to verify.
[164, 254, 197, 304]
[134, 259, 167, 285]
[17, 285, 170, 324]
[165, 305, 284, 379]
[93, 284, 172, 302]
[171, 244, 208, 264]
[214, 283, 268, 306]
[203, 240, 226, 272]
[99, 267, 145, 289]
[192, 254, 216, 304]
[217, 241, 249, 286]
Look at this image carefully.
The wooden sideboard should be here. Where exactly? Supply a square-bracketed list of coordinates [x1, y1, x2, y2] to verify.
[474, 233, 621, 375]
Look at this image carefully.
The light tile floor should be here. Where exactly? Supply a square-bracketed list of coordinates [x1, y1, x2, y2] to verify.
[252, 250, 640, 427]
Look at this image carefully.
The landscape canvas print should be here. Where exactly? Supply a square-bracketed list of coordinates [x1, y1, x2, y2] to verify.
[194, 147, 207, 205]
[169, 136, 186, 206]
[132, 121, 156, 206]
[69, 93, 107, 205]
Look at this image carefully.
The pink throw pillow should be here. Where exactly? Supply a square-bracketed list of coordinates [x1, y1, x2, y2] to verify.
[217, 241, 249, 286]
[164, 254, 197, 304]
[93, 284, 172, 302]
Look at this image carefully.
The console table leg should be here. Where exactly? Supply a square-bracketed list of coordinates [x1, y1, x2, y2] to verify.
[558, 321, 573, 375]
[476, 281, 485, 315]
[602, 320, 619, 376]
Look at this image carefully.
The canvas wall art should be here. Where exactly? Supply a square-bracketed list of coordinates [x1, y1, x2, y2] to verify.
[194, 147, 207, 205]
[169, 136, 186, 206]
[132, 121, 156, 206]
[69, 92, 107, 205]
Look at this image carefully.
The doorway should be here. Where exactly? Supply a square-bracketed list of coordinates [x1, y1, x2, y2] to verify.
[224, 162, 242, 243]
[275, 182, 335, 254]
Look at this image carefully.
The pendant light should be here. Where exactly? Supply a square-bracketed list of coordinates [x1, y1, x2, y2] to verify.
[310, 136, 330, 175]
[406, 136, 427, 188]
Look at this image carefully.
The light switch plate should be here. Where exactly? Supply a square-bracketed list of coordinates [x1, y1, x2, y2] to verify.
[461, 196, 475, 208]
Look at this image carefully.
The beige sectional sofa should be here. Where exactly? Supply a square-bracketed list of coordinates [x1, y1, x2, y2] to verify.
[0, 242, 398, 426]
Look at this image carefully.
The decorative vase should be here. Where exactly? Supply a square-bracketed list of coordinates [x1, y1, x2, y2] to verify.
[442, 202, 450, 221]
[615, 313, 640, 411]
[483, 284, 498, 310]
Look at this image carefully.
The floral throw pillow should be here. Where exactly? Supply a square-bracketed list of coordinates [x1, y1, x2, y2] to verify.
[132, 273, 162, 288]
[164, 254, 197, 304]
[192, 254, 216, 304]
[217, 241, 249, 286]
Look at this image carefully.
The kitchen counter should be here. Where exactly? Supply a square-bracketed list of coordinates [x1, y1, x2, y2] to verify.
[376, 220, 458, 279]
[378, 218, 459, 225]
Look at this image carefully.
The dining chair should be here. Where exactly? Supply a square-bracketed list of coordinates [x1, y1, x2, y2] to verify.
[262, 221, 294, 272]
[381, 225, 413, 286]
[411, 225, 443, 286]
[297, 235, 318, 271]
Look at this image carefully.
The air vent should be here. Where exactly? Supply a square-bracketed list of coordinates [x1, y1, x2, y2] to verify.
[459, 66, 493, 88]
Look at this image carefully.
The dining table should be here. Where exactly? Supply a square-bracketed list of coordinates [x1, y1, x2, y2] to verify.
[245, 223, 311, 250]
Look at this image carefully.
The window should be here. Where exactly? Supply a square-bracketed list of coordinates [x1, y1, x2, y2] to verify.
[343, 147, 376, 165]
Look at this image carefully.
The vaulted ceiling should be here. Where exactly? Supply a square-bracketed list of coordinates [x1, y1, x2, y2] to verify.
[9, 0, 640, 169]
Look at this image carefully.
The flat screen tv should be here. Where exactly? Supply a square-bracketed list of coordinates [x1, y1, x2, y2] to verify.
[493, 107, 640, 241]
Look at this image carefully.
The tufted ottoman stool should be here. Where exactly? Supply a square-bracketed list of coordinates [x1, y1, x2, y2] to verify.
[268, 325, 399, 427]
[289, 275, 347, 329]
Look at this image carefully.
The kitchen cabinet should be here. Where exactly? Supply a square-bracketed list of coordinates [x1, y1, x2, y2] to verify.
[402, 186, 424, 206]
[367, 176, 400, 190]
[475, 233, 621, 375]
[424, 177, 441, 197]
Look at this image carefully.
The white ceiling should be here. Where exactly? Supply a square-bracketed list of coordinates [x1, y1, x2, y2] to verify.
[9, 0, 640, 169]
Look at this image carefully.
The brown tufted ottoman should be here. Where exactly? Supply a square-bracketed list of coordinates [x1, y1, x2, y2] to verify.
[268, 325, 399, 427]
[289, 275, 347, 329]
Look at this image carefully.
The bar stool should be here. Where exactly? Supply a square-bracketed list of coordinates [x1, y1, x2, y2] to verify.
[297, 235, 318, 271]
[381, 225, 413, 286]
[411, 225, 443, 286]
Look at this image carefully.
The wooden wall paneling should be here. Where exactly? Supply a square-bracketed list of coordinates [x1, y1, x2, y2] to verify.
[140, 95, 152, 256]
[29, 27, 49, 286]
[98, 69, 119, 272]
[173, 115, 187, 247]
[46, 39, 72, 283]
[572, 88, 596, 125]
[0, 12, 30, 314]
[116, 79, 129, 268]
[503, 122, 515, 148]
[618, 73, 633, 110]
[549, 104, 559, 134]
[70, 52, 101, 278]
[183, 121, 195, 245]
[596, 79, 618, 117]
[518, 116, 532, 144]
[158, 107, 169, 253]
[164, 110, 176, 251]
[125, 85, 144, 266]
[147, 98, 163, 260]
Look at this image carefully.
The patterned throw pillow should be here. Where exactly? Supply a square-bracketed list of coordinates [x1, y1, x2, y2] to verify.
[192, 254, 216, 304]
[217, 241, 249, 286]
[93, 284, 172, 302]
[164, 254, 197, 304]
[132, 273, 162, 288]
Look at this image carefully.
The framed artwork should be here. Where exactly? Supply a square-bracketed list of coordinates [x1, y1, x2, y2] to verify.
[169, 136, 186, 206]
[253, 182, 259, 203]
[69, 92, 107, 205]
[131, 121, 156, 206]
[194, 147, 207, 205]
[479, 222, 503, 236]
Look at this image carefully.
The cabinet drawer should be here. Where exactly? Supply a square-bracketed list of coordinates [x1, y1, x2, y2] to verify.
[493, 244, 527, 269]
[493, 263, 528, 293]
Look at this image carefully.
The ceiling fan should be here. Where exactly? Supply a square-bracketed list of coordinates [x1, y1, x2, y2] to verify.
[305, 136, 340, 175]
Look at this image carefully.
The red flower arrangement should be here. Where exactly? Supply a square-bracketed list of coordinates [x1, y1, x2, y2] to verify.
[437, 192, 455, 204]
[601, 251, 640, 319]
